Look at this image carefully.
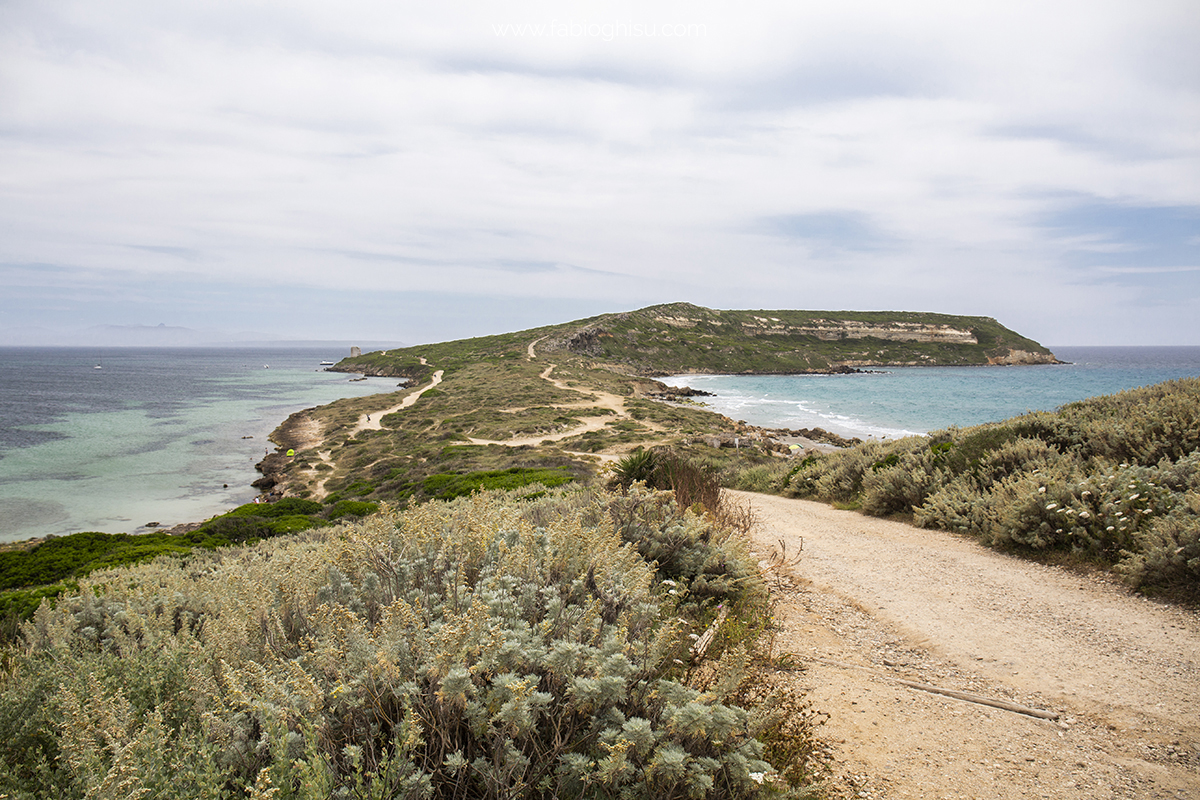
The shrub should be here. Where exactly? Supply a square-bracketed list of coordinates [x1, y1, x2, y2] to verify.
[1118, 493, 1200, 601]
[728, 464, 789, 495]
[326, 500, 380, 520]
[859, 438, 941, 517]
[422, 467, 575, 500]
[610, 449, 661, 489]
[0, 490, 802, 799]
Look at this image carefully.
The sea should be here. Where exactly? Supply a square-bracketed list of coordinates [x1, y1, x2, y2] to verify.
[2, 345, 1198, 544]
[660, 346, 1200, 441]
[0, 347, 398, 543]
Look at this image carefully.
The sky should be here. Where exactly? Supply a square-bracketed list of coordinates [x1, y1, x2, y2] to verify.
[1, 0, 1198, 347]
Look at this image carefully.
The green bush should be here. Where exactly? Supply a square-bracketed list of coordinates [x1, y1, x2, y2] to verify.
[326, 500, 381, 520]
[0, 532, 189, 591]
[422, 467, 575, 500]
[610, 449, 661, 489]
[1118, 492, 1200, 601]
[729, 464, 789, 495]
[224, 498, 324, 518]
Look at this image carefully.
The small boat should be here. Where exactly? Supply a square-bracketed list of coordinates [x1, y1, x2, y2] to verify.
[320, 361, 334, 366]
[94, 364, 102, 369]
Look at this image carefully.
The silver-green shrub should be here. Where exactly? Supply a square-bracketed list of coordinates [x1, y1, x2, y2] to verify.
[1, 490, 786, 799]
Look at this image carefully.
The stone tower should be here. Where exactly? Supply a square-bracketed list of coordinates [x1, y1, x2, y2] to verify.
[350, 346, 361, 357]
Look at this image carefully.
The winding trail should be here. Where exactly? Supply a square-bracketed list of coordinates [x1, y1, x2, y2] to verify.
[466, 363, 665, 452]
[732, 490, 1200, 798]
[299, 367, 444, 497]
[353, 369, 444, 434]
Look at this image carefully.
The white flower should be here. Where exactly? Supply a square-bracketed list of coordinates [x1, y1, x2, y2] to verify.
[749, 772, 766, 784]
[1038, 487, 1046, 494]
[661, 579, 677, 586]
[1129, 493, 1140, 500]
[1079, 511, 1090, 519]
[1046, 503, 1058, 510]
[1107, 526, 1115, 531]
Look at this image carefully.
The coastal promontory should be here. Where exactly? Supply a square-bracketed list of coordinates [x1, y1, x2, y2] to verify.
[250, 303, 1057, 506]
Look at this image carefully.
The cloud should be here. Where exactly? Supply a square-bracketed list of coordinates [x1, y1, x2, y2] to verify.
[1, 0, 1198, 345]
[1040, 201, 1200, 267]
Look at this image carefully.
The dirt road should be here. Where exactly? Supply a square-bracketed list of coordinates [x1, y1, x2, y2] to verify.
[729, 491, 1200, 799]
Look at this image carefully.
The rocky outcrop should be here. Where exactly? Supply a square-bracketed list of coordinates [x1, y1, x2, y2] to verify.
[987, 349, 1063, 365]
[327, 364, 425, 383]
[644, 385, 714, 400]
[566, 327, 612, 356]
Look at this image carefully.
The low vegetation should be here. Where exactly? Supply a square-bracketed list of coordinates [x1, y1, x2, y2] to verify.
[0, 484, 828, 799]
[769, 378, 1200, 603]
[0, 498, 379, 624]
[335, 303, 1055, 378]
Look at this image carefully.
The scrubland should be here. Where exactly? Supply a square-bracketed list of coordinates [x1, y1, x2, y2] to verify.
[0, 485, 827, 799]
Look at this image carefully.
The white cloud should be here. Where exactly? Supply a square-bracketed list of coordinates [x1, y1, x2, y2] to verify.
[1, 0, 1197, 344]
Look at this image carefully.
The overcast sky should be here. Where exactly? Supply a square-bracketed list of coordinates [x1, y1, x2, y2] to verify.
[2, 1, 1197, 347]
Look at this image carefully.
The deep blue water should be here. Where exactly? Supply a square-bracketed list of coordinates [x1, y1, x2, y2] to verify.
[0, 347, 396, 542]
[661, 346, 1200, 440]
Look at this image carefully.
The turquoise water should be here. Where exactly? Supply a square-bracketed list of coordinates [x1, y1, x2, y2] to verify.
[0, 348, 397, 542]
[661, 347, 1200, 440]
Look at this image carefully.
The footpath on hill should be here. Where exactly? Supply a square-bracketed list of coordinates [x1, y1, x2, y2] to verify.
[728, 490, 1200, 800]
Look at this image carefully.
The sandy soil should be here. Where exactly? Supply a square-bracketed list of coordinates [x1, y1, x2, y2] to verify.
[729, 490, 1200, 799]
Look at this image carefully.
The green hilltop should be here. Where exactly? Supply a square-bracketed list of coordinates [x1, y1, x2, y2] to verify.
[340, 302, 1058, 378]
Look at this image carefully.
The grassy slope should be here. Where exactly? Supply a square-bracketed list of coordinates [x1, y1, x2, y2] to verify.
[542, 302, 1054, 373]
[342, 303, 1056, 378]
[269, 332, 764, 506]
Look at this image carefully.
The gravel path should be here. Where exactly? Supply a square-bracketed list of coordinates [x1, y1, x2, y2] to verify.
[730, 490, 1200, 799]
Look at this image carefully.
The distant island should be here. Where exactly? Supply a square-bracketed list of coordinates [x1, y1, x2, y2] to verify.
[337, 302, 1060, 379]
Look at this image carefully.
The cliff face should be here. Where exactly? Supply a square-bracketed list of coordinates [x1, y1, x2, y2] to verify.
[685, 315, 980, 345]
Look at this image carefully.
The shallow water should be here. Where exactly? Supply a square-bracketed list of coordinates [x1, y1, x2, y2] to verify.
[0, 347, 398, 541]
